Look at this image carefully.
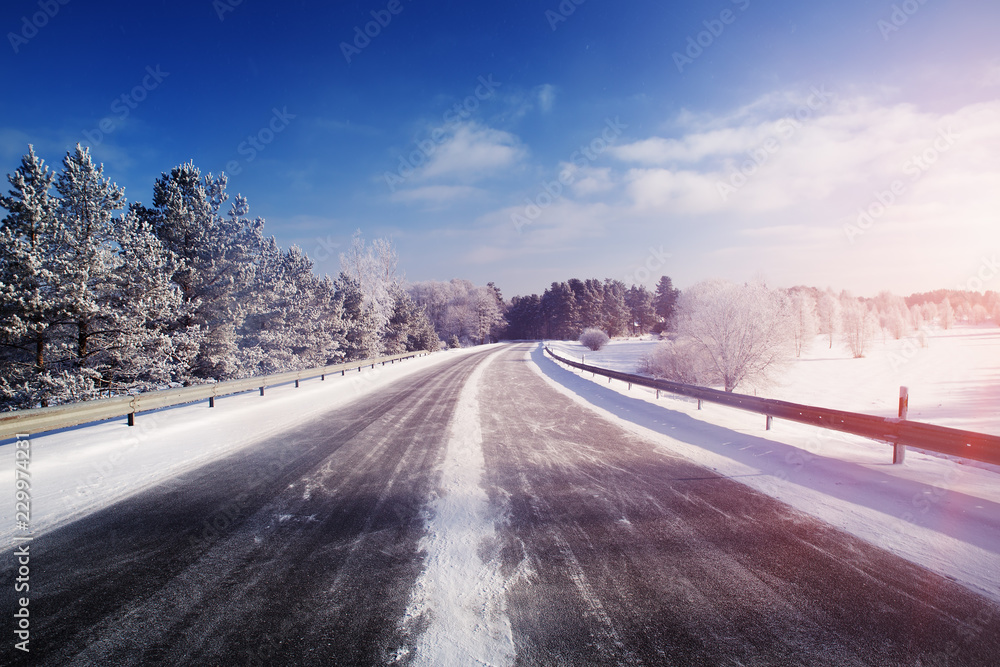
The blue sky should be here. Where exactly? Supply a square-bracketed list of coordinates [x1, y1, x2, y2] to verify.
[3, 0, 1000, 297]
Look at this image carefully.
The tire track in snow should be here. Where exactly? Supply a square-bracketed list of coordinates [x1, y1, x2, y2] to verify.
[402, 349, 515, 666]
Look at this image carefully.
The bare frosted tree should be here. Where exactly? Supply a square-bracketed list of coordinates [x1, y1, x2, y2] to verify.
[639, 336, 719, 386]
[816, 288, 840, 349]
[939, 297, 955, 330]
[840, 294, 877, 358]
[339, 230, 399, 331]
[673, 279, 794, 392]
[788, 291, 817, 357]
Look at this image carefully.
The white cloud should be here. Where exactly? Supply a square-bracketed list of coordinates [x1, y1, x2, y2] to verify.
[417, 122, 527, 182]
[465, 91, 1000, 295]
[558, 163, 615, 196]
[391, 185, 483, 203]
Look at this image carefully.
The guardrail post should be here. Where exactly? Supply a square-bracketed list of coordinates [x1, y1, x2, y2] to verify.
[321, 374, 325, 381]
[208, 396, 215, 408]
[656, 389, 660, 399]
[697, 399, 702, 410]
[127, 412, 135, 426]
[259, 387, 265, 396]
[894, 386, 908, 464]
[766, 415, 773, 431]
[295, 379, 299, 388]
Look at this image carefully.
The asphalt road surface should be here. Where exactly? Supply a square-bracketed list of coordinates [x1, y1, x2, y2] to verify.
[3, 343, 999, 665]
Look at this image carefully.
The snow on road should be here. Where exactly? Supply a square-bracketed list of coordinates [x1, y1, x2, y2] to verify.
[0, 347, 495, 547]
[537, 334, 1000, 603]
[403, 348, 515, 667]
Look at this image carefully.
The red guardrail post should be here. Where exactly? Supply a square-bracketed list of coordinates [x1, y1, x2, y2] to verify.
[894, 386, 908, 464]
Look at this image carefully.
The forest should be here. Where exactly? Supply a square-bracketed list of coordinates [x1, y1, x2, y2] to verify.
[0, 145, 437, 410]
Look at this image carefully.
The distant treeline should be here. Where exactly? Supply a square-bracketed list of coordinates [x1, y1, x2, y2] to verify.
[503, 276, 680, 340]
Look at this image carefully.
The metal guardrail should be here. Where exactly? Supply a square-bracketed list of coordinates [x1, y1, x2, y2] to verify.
[545, 346, 1000, 467]
[0, 352, 427, 439]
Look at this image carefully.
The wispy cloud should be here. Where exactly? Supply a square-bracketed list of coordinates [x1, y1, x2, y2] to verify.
[391, 184, 483, 204]
[536, 84, 556, 113]
[414, 122, 527, 182]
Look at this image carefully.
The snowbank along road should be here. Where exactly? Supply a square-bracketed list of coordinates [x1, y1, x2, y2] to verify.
[2, 343, 999, 665]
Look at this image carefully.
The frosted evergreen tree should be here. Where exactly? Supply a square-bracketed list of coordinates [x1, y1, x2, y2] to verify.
[332, 273, 381, 361]
[653, 275, 680, 327]
[624, 285, 656, 335]
[138, 164, 265, 380]
[0, 146, 69, 408]
[239, 240, 344, 374]
[600, 279, 630, 337]
[383, 286, 439, 354]
[2, 145, 186, 408]
[53, 145, 127, 392]
[97, 208, 185, 390]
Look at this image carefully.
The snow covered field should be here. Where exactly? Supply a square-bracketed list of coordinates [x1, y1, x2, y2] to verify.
[541, 327, 1000, 602]
[0, 347, 494, 548]
[551, 324, 1000, 436]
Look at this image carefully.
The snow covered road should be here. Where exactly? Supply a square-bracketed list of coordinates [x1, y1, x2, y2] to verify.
[2, 343, 999, 665]
[479, 345, 1000, 666]
[1, 348, 497, 665]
